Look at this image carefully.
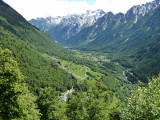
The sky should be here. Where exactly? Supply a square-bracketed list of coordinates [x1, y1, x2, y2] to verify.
[3, 0, 154, 20]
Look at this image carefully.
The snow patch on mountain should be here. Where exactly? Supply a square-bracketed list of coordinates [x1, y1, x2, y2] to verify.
[34, 9, 105, 27]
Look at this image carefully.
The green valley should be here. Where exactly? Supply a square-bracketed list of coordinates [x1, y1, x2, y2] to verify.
[1, 0, 160, 119]
[68, 5, 160, 84]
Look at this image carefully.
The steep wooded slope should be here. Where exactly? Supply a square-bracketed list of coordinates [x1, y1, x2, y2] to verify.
[84, 5, 160, 83]
[0, 0, 77, 92]
[0, 0, 137, 101]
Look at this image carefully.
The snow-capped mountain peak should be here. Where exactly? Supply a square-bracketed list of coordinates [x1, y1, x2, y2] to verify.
[44, 9, 106, 26]
[29, 9, 106, 41]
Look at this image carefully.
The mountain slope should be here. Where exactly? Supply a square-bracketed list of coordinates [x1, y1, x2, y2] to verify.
[112, 6, 160, 82]
[29, 0, 160, 83]
[78, 1, 160, 82]
[0, 0, 78, 92]
[65, 0, 160, 46]
[0, 0, 139, 103]
[29, 9, 105, 44]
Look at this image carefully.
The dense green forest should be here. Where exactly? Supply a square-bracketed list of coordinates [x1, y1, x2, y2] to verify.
[0, 0, 160, 119]
[0, 0, 80, 93]
[1, 47, 160, 119]
[30, 1, 160, 85]
[0, 0, 136, 98]
[81, 6, 160, 83]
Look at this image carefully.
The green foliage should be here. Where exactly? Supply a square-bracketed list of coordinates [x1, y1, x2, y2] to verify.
[91, 7, 160, 83]
[86, 82, 111, 120]
[57, 57, 135, 102]
[37, 87, 67, 120]
[66, 93, 88, 120]
[0, 0, 78, 92]
[66, 82, 111, 120]
[2, 1, 160, 120]
[120, 75, 160, 120]
[0, 0, 136, 100]
[0, 47, 40, 120]
[0, 47, 20, 119]
[17, 85, 41, 120]
[53, 5, 160, 84]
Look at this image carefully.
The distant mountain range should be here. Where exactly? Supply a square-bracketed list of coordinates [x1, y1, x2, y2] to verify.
[72, 0, 160, 82]
[29, 0, 160, 45]
[29, 9, 105, 43]
[30, 0, 160, 83]
[1, 0, 160, 118]
[65, 0, 160, 46]
[0, 0, 128, 93]
[0, 0, 134, 102]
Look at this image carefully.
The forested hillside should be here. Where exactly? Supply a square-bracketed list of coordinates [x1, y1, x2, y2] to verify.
[82, 5, 160, 83]
[1, 0, 160, 119]
[29, 0, 160, 84]
[0, 0, 78, 92]
[65, 0, 160, 83]
[0, 0, 136, 95]
[0, 1, 132, 119]
[1, 47, 160, 119]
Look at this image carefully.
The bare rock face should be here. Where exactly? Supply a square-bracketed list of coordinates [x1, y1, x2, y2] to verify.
[29, 0, 160, 46]
[29, 9, 105, 43]
[125, 0, 160, 21]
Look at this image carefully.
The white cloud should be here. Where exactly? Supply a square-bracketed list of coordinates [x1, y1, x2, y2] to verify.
[3, 0, 154, 20]
[91, 0, 154, 13]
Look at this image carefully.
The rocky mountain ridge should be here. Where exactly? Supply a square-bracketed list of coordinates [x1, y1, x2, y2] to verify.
[93, 0, 160, 32]
[29, 9, 105, 40]
[29, 0, 160, 45]
[125, 0, 160, 21]
[64, 0, 160, 46]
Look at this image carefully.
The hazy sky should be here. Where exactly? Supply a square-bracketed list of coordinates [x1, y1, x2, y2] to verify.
[4, 0, 154, 20]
